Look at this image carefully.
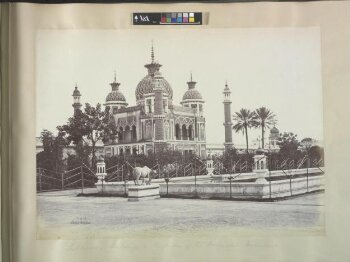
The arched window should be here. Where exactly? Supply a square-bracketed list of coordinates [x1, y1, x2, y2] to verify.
[200, 124, 205, 141]
[119, 148, 124, 156]
[182, 125, 188, 140]
[125, 126, 131, 142]
[146, 99, 152, 113]
[175, 124, 181, 140]
[132, 125, 137, 141]
[164, 122, 169, 140]
[188, 125, 193, 140]
[145, 122, 152, 140]
[118, 127, 124, 142]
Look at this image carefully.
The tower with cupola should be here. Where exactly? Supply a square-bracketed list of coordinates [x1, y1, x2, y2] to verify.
[223, 81, 233, 150]
[104, 72, 128, 114]
[72, 84, 82, 115]
[180, 73, 205, 117]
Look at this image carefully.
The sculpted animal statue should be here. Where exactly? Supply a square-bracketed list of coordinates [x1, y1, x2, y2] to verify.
[131, 166, 157, 186]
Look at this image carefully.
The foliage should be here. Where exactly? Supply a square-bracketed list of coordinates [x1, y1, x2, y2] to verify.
[219, 148, 254, 173]
[58, 103, 113, 168]
[232, 109, 256, 153]
[104, 149, 195, 170]
[277, 132, 300, 159]
[253, 107, 276, 149]
[37, 130, 68, 172]
[308, 145, 324, 161]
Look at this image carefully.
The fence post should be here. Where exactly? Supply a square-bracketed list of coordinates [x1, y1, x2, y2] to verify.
[158, 163, 161, 179]
[121, 165, 124, 181]
[229, 176, 232, 199]
[194, 162, 197, 198]
[289, 174, 292, 196]
[81, 165, 84, 194]
[61, 172, 65, 190]
[269, 155, 272, 199]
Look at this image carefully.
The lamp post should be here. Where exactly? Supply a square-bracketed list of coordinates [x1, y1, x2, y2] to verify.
[164, 177, 170, 196]
[300, 138, 313, 193]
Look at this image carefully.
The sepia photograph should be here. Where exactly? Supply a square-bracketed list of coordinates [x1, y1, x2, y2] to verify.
[35, 28, 325, 238]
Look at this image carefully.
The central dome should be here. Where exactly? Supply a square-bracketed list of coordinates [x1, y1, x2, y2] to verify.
[135, 74, 173, 101]
[135, 44, 173, 101]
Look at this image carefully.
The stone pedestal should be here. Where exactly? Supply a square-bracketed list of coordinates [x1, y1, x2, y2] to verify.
[255, 170, 269, 184]
[128, 184, 160, 202]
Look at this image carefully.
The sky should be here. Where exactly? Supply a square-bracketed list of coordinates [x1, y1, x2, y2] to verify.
[36, 28, 323, 146]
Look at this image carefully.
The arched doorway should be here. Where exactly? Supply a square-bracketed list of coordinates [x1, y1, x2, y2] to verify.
[118, 127, 124, 142]
[131, 125, 137, 141]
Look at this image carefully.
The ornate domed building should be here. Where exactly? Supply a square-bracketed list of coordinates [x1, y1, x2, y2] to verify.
[102, 45, 207, 158]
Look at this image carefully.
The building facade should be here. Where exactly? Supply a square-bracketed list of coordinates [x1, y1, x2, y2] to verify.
[101, 46, 207, 158]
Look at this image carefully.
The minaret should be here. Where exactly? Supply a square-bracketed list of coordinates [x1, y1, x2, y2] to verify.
[223, 81, 234, 150]
[153, 72, 165, 152]
[72, 84, 82, 115]
[149, 43, 166, 152]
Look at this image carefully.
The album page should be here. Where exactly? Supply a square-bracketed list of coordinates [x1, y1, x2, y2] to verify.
[8, 1, 350, 262]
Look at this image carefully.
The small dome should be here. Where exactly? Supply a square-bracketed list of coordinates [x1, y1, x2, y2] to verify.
[182, 75, 203, 101]
[182, 89, 203, 100]
[135, 74, 173, 101]
[105, 90, 126, 102]
[72, 86, 81, 96]
[270, 126, 279, 134]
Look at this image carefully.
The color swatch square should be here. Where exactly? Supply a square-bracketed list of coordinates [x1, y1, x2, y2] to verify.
[189, 12, 195, 23]
[166, 13, 171, 23]
[177, 12, 182, 23]
[183, 13, 188, 23]
[161, 14, 166, 23]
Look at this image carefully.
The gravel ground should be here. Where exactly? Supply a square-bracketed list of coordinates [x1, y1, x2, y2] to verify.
[37, 188, 324, 236]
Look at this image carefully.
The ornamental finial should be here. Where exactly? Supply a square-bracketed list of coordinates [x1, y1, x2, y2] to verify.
[151, 40, 155, 63]
[114, 70, 116, 82]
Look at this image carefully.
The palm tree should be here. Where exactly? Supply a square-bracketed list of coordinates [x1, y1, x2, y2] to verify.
[253, 107, 276, 149]
[233, 109, 256, 153]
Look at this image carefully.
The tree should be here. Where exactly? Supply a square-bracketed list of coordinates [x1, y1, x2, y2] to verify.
[232, 108, 256, 153]
[83, 103, 111, 167]
[253, 107, 276, 149]
[38, 129, 68, 172]
[277, 132, 300, 159]
[58, 103, 112, 168]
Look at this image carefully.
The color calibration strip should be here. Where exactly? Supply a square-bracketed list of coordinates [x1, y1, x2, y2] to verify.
[133, 12, 202, 25]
